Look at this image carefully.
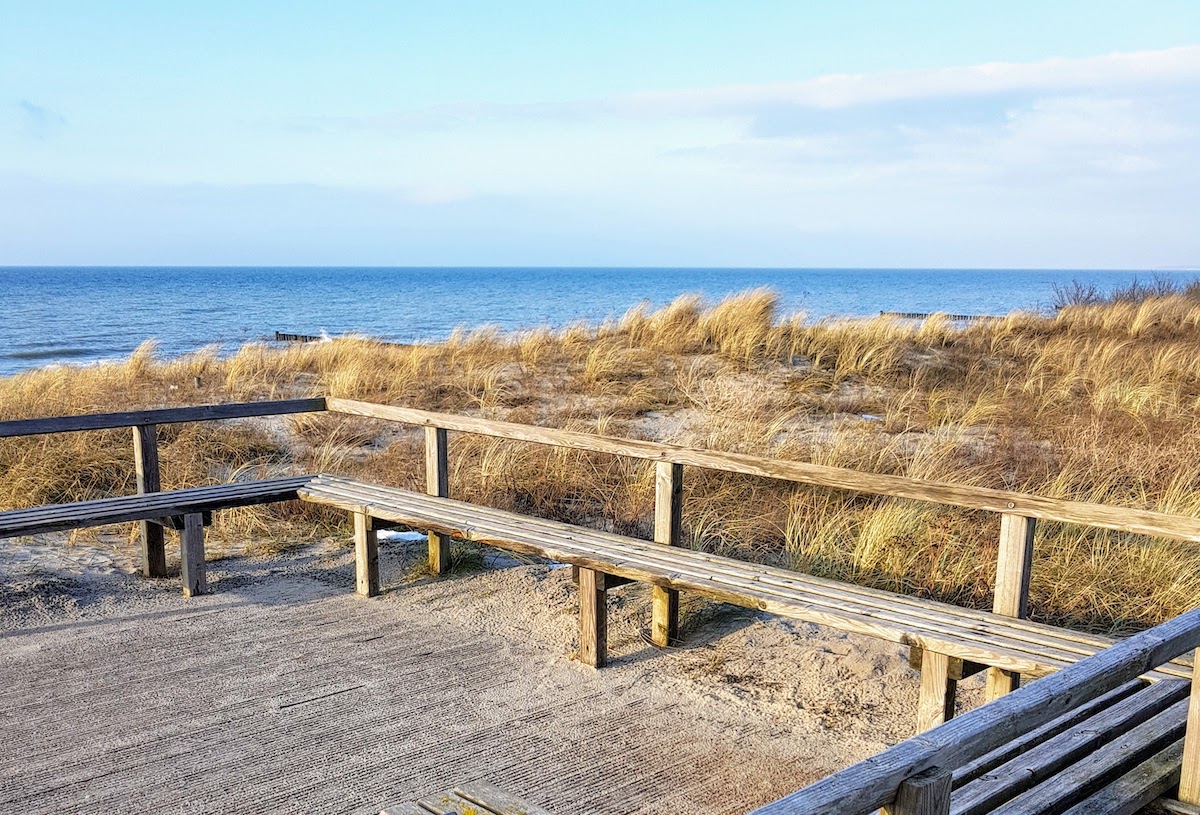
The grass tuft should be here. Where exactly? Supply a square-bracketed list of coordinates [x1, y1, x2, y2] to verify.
[4, 286, 1200, 631]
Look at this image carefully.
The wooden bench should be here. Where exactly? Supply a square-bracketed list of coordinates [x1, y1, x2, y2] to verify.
[0, 475, 315, 596]
[380, 780, 552, 815]
[749, 607, 1200, 815]
[297, 475, 1190, 732]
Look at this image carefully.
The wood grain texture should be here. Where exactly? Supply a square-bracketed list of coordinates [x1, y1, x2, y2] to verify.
[133, 423, 166, 578]
[987, 514, 1037, 701]
[907, 649, 985, 681]
[1057, 739, 1184, 815]
[917, 650, 957, 732]
[0, 398, 326, 438]
[0, 475, 315, 538]
[994, 696, 1188, 814]
[578, 568, 607, 668]
[326, 398, 1200, 543]
[1159, 797, 1200, 815]
[651, 586, 679, 649]
[883, 768, 952, 815]
[424, 426, 451, 575]
[651, 460, 683, 647]
[952, 680, 1146, 786]
[747, 607, 1200, 815]
[354, 510, 379, 598]
[297, 476, 1191, 683]
[950, 678, 1189, 815]
[180, 513, 206, 597]
[1179, 647, 1200, 804]
[381, 780, 554, 814]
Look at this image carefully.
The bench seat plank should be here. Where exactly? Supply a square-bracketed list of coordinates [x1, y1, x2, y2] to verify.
[380, 781, 552, 815]
[951, 679, 1189, 815]
[0, 475, 316, 538]
[952, 680, 1147, 785]
[1059, 740, 1185, 815]
[298, 476, 1188, 681]
[991, 696, 1190, 815]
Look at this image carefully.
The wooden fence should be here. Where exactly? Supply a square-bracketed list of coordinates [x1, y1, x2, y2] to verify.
[4, 395, 1200, 692]
[0, 398, 326, 575]
[4, 396, 1200, 809]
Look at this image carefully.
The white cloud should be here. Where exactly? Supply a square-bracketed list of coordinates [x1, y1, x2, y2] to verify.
[625, 46, 1200, 114]
[306, 45, 1200, 135]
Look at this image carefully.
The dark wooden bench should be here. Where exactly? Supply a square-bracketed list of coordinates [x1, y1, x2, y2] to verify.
[297, 475, 1190, 733]
[380, 780, 552, 814]
[0, 475, 316, 595]
[748, 607, 1200, 815]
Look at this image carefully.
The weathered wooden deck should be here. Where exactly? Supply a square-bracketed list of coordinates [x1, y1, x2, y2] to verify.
[0, 550, 836, 815]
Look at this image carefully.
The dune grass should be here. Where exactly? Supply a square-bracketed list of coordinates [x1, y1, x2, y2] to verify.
[2, 287, 1200, 633]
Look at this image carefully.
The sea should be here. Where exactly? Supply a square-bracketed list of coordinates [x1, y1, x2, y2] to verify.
[1, 266, 1195, 378]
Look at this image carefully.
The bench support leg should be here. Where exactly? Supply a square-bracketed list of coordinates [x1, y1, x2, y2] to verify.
[428, 532, 451, 576]
[1180, 647, 1200, 804]
[180, 513, 206, 597]
[140, 522, 167, 578]
[917, 649, 957, 732]
[651, 586, 679, 647]
[882, 767, 952, 815]
[985, 667, 1021, 700]
[354, 510, 379, 597]
[579, 568, 608, 668]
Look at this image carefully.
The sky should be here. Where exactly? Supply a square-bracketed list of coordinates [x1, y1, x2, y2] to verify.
[2, 1, 1199, 268]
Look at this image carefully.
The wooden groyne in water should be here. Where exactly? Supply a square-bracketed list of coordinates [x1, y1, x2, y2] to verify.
[880, 311, 1001, 322]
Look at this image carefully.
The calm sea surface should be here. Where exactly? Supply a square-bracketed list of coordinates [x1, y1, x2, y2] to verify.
[0, 266, 1194, 377]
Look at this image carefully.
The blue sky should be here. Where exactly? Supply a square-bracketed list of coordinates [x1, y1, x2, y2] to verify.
[2, 1, 1198, 267]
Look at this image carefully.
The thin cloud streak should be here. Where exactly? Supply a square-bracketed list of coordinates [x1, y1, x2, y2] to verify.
[16, 99, 68, 140]
[300, 46, 1200, 134]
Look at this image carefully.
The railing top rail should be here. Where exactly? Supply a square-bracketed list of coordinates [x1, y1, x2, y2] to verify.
[0, 398, 327, 438]
[748, 605, 1200, 815]
[327, 398, 1200, 543]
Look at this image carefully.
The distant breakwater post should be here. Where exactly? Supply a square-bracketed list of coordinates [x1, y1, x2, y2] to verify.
[272, 331, 412, 349]
[880, 311, 1001, 322]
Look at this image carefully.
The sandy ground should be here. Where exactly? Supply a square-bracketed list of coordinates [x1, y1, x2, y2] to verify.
[0, 532, 981, 814]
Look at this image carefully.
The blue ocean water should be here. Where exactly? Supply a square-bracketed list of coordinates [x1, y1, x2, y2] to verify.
[0, 266, 1194, 377]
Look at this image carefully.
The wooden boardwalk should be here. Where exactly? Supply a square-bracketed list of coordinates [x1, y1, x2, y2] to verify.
[0, 551, 838, 815]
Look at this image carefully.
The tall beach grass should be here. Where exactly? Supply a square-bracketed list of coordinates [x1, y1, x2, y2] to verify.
[2, 287, 1199, 633]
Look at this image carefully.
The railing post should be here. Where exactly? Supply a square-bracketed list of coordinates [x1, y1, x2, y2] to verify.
[651, 461, 683, 646]
[132, 424, 166, 578]
[425, 426, 451, 574]
[986, 513, 1036, 701]
[1180, 648, 1200, 804]
[882, 767, 952, 815]
[354, 510, 379, 597]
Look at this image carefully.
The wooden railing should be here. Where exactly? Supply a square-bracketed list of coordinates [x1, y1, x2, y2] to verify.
[0, 398, 327, 576]
[5, 395, 1200, 693]
[0, 398, 327, 437]
[4, 396, 1200, 809]
[325, 397, 1200, 702]
[747, 607, 1200, 814]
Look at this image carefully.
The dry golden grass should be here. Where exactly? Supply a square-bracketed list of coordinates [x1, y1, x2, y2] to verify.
[3, 288, 1200, 633]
